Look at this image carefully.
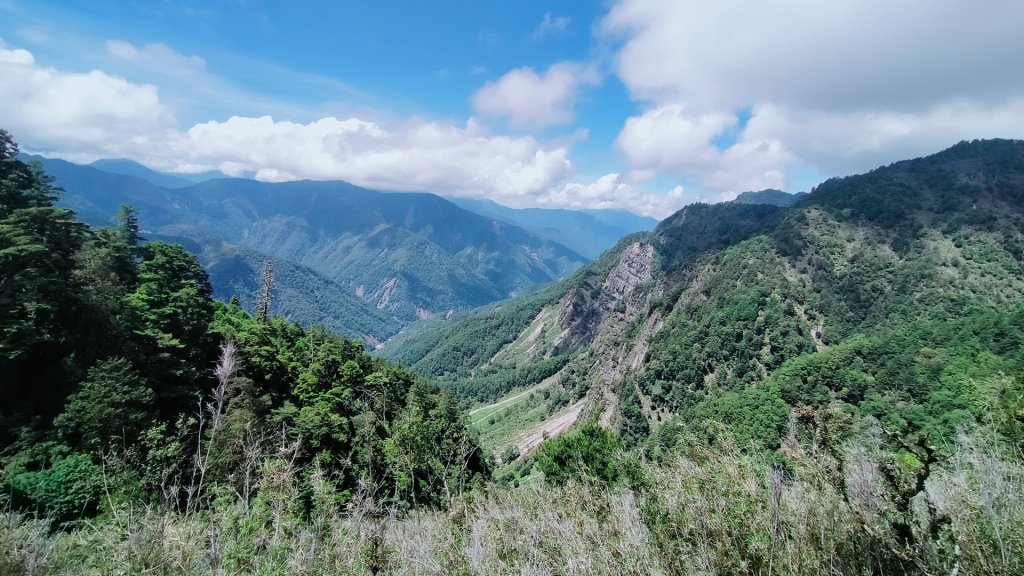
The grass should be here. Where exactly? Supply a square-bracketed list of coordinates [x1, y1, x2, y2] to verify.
[3, 429, 1021, 576]
[470, 383, 572, 456]
[466, 380, 552, 426]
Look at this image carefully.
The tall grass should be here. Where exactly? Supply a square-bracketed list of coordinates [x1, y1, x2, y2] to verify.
[2, 431, 1021, 575]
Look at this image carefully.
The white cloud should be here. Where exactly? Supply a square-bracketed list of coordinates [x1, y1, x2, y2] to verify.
[0, 43, 173, 156]
[616, 105, 793, 199]
[165, 117, 685, 215]
[0, 42, 680, 216]
[742, 101, 1024, 176]
[164, 115, 573, 202]
[532, 13, 571, 40]
[616, 105, 735, 172]
[472, 62, 599, 129]
[540, 173, 684, 217]
[603, 0, 1024, 113]
[602, 0, 1024, 197]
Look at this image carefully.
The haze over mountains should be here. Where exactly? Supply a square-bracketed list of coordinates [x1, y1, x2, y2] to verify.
[27, 155, 658, 344]
[449, 198, 656, 259]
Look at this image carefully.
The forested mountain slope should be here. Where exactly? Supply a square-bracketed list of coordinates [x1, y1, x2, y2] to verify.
[389, 139, 1024, 459]
[4, 133, 1024, 576]
[1, 131, 487, 526]
[28, 156, 589, 342]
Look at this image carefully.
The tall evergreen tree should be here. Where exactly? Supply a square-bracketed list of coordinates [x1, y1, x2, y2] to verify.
[127, 241, 216, 413]
[0, 130, 88, 440]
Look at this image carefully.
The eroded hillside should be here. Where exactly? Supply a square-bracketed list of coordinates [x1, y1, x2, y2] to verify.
[390, 139, 1024, 459]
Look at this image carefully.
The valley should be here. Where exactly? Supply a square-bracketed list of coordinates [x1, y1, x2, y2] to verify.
[30, 155, 611, 343]
[394, 140, 1024, 473]
[4, 130, 1024, 576]
[4, 1, 1024, 572]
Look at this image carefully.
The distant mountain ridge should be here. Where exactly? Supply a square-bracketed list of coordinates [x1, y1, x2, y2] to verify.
[75, 158, 658, 258]
[87, 159, 195, 188]
[68, 157, 656, 260]
[449, 197, 657, 259]
[25, 155, 589, 343]
[88, 158, 229, 187]
[731, 188, 807, 207]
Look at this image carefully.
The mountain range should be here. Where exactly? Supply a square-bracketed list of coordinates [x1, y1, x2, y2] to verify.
[28, 156, 627, 344]
[449, 197, 657, 259]
[382, 139, 1024, 459]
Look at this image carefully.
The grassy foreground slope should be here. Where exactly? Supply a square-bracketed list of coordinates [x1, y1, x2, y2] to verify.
[3, 430, 1020, 575]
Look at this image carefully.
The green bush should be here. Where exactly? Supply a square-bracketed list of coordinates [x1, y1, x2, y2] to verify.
[4, 453, 103, 524]
[537, 423, 624, 485]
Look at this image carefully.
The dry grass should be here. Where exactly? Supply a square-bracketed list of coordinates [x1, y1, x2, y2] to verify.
[2, 431, 1021, 576]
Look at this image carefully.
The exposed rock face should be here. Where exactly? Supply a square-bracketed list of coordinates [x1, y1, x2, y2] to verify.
[598, 242, 654, 312]
[551, 242, 656, 355]
[377, 277, 399, 309]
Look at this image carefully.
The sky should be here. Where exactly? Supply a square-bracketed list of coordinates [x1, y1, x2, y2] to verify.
[2, 1, 1024, 218]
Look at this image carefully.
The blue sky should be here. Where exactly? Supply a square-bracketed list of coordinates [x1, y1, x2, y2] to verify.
[2, 0, 1023, 217]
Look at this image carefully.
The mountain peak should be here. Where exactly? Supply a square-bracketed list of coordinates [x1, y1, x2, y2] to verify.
[732, 189, 807, 207]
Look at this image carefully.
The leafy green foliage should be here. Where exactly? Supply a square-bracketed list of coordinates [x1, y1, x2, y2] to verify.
[641, 237, 816, 414]
[54, 357, 156, 450]
[537, 422, 624, 486]
[654, 202, 783, 270]
[3, 453, 102, 525]
[684, 385, 789, 451]
[128, 241, 216, 412]
[210, 306, 491, 509]
[1, 131, 89, 440]
[384, 289, 560, 379]
[0, 133, 488, 524]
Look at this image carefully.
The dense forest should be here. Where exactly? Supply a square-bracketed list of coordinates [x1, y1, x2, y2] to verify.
[3, 132, 1024, 575]
[0, 130, 488, 525]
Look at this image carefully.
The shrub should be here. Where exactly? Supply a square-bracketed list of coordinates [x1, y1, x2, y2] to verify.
[4, 454, 103, 525]
[536, 423, 624, 485]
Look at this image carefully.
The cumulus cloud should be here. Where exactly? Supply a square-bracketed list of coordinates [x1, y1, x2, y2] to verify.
[742, 101, 1024, 176]
[616, 105, 793, 198]
[165, 117, 685, 215]
[472, 62, 599, 129]
[602, 0, 1024, 197]
[164, 115, 574, 202]
[0, 42, 173, 156]
[532, 13, 571, 40]
[0, 42, 681, 216]
[616, 105, 736, 172]
[540, 173, 684, 217]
